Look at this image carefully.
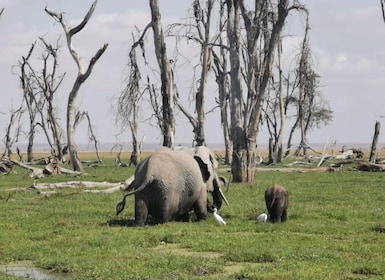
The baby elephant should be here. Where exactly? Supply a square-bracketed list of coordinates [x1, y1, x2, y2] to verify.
[264, 184, 289, 223]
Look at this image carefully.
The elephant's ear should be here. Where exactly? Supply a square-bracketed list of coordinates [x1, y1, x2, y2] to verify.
[194, 156, 210, 183]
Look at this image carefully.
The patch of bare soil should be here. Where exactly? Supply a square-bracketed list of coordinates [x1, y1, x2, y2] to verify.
[152, 243, 266, 278]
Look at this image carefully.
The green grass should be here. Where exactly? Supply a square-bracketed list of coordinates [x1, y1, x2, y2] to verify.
[1, 157, 385, 279]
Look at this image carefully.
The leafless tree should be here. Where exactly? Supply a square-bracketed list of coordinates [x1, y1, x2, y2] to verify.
[2, 105, 25, 159]
[37, 37, 66, 161]
[150, 0, 175, 148]
[18, 38, 66, 162]
[115, 30, 149, 166]
[19, 42, 39, 162]
[166, 0, 218, 147]
[74, 111, 101, 162]
[280, 13, 332, 157]
[381, 0, 385, 23]
[211, 2, 232, 164]
[118, 1, 176, 150]
[45, 0, 108, 172]
[190, 0, 214, 146]
[226, 0, 305, 182]
[265, 39, 287, 164]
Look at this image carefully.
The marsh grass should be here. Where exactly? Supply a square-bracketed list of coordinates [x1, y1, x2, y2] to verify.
[1, 154, 385, 279]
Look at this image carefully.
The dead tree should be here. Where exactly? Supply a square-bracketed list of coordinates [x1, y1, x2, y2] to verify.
[369, 121, 380, 163]
[226, 0, 304, 182]
[166, 0, 216, 147]
[45, 1, 108, 172]
[37, 37, 66, 161]
[75, 111, 102, 163]
[119, 1, 176, 149]
[190, 0, 214, 146]
[150, 0, 175, 148]
[19, 42, 39, 162]
[2, 105, 25, 159]
[265, 37, 287, 164]
[18, 38, 66, 162]
[293, 13, 313, 157]
[284, 12, 332, 157]
[116, 29, 151, 166]
[211, 3, 232, 165]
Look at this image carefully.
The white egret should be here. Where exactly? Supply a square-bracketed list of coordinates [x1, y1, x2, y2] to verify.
[257, 213, 268, 222]
[213, 208, 226, 225]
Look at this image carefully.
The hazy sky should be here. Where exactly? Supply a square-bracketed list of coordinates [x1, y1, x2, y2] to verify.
[1, 0, 385, 149]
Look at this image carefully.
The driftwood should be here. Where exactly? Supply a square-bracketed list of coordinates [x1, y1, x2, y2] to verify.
[26, 175, 135, 195]
[286, 161, 312, 167]
[29, 180, 122, 190]
[0, 157, 13, 174]
[11, 159, 82, 178]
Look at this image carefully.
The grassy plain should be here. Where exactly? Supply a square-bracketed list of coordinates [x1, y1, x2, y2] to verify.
[0, 150, 385, 279]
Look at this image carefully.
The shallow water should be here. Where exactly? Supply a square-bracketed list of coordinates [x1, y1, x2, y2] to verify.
[0, 261, 68, 280]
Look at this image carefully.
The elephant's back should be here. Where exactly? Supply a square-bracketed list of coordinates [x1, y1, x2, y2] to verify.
[146, 149, 202, 186]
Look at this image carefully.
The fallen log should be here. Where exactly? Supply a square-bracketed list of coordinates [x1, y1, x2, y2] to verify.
[11, 159, 45, 178]
[29, 180, 121, 190]
[356, 161, 385, 172]
[27, 175, 135, 194]
[10, 159, 83, 178]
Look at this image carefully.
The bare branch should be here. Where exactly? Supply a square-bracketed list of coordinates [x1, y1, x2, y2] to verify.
[69, 0, 97, 36]
[79, 43, 109, 82]
[381, 0, 385, 23]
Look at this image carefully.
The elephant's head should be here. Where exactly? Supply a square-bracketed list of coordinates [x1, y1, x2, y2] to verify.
[193, 146, 229, 211]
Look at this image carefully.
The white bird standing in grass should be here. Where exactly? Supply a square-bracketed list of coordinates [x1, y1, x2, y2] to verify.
[213, 208, 226, 225]
[257, 213, 268, 222]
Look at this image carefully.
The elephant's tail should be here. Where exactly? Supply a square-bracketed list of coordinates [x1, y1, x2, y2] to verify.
[116, 181, 150, 216]
[270, 196, 277, 209]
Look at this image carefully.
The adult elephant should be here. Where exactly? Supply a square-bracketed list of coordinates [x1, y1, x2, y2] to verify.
[264, 184, 289, 223]
[116, 146, 229, 226]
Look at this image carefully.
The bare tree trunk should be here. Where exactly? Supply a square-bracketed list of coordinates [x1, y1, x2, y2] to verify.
[129, 121, 141, 166]
[192, 0, 214, 146]
[212, 3, 232, 165]
[226, 0, 247, 182]
[19, 43, 37, 162]
[67, 82, 83, 171]
[150, 0, 175, 148]
[369, 121, 380, 163]
[227, 0, 294, 182]
[275, 42, 286, 163]
[45, 1, 108, 172]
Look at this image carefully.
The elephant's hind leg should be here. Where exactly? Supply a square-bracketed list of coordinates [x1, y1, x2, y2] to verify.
[281, 209, 288, 222]
[175, 212, 190, 222]
[135, 199, 148, 226]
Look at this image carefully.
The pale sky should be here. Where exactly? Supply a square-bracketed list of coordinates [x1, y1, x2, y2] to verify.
[1, 0, 385, 149]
